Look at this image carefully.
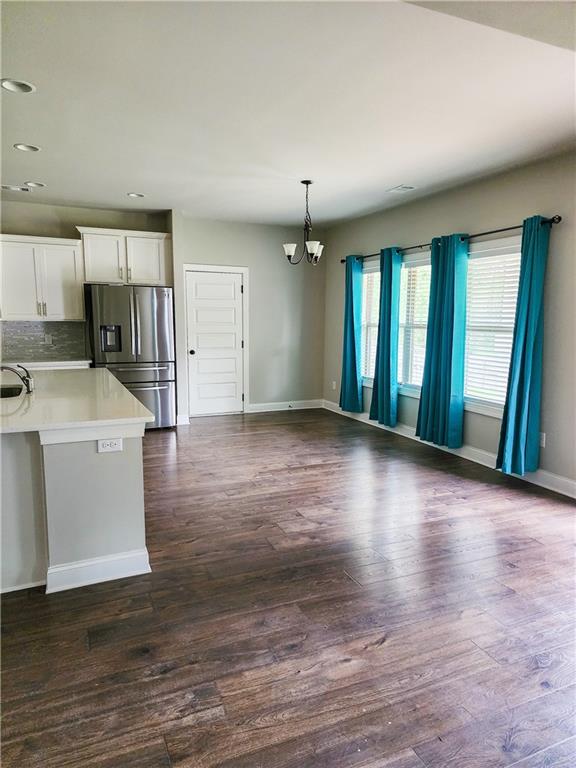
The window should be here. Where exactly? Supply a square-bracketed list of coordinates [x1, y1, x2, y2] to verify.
[465, 240, 521, 406]
[360, 236, 521, 412]
[361, 270, 380, 379]
[398, 261, 431, 387]
[361, 259, 432, 385]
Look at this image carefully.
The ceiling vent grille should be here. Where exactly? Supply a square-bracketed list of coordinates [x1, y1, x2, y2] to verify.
[387, 184, 417, 194]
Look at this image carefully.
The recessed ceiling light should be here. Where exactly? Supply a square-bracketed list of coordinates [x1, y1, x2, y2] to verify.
[13, 143, 41, 152]
[1, 78, 36, 94]
[1, 184, 30, 192]
[25, 181, 46, 188]
[127, 192, 145, 198]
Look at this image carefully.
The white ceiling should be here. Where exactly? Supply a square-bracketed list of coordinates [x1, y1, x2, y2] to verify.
[1, 1, 574, 225]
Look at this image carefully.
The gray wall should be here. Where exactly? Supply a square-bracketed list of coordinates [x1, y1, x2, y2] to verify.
[322, 151, 576, 481]
[171, 212, 326, 416]
[43, 438, 146, 565]
[1, 432, 47, 590]
[0, 200, 169, 239]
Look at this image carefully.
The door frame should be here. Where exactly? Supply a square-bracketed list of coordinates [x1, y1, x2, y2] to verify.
[183, 263, 249, 416]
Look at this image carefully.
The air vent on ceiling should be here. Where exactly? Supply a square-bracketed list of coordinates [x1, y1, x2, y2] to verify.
[387, 184, 417, 194]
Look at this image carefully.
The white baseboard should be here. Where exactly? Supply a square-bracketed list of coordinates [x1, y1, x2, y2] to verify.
[246, 399, 324, 414]
[178, 401, 323, 420]
[45, 548, 151, 594]
[1, 579, 46, 594]
[322, 399, 576, 499]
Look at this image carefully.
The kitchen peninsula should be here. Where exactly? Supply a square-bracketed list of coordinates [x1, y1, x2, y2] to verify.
[1, 368, 154, 593]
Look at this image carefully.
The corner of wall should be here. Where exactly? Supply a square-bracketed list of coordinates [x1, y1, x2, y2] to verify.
[169, 210, 190, 419]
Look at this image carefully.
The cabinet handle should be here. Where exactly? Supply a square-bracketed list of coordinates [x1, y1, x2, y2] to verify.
[119, 266, 124, 280]
[128, 267, 132, 281]
[37, 301, 42, 315]
[43, 301, 47, 315]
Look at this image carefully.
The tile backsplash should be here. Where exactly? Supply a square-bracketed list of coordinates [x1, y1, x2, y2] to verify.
[1, 321, 89, 362]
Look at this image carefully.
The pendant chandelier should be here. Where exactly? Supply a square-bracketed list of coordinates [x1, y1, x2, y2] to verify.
[283, 180, 324, 265]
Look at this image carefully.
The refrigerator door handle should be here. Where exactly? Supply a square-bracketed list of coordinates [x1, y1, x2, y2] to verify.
[129, 290, 137, 357]
[129, 385, 169, 391]
[109, 365, 169, 372]
[135, 293, 142, 356]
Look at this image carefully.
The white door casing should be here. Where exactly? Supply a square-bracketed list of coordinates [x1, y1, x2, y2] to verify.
[186, 269, 245, 416]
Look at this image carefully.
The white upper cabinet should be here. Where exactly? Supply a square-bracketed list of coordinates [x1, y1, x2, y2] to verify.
[38, 243, 85, 320]
[0, 241, 43, 320]
[78, 228, 172, 286]
[82, 233, 126, 283]
[0, 227, 171, 322]
[0, 237, 84, 321]
[127, 236, 166, 285]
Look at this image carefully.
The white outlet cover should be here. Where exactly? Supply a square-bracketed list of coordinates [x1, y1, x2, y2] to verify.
[97, 438, 123, 453]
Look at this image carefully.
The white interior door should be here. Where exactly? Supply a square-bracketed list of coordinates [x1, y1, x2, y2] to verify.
[186, 270, 244, 416]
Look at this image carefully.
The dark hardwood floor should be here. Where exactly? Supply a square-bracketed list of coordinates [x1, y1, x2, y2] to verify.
[2, 409, 576, 767]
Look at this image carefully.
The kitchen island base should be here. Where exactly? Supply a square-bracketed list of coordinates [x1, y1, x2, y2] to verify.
[0, 369, 154, 593]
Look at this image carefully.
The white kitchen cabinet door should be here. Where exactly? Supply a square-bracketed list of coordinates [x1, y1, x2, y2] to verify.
[0, 242, 43, 320]
[39, 244, 85, 320]
[126, 237, 166, 285]
[83, 233, 125, 283]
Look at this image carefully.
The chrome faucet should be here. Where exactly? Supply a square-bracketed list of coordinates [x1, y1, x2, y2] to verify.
[0, 364, 34, 394]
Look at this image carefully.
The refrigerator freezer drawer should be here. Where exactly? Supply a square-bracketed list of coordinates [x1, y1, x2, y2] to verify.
[105, 362, 175, 384]
[124, 381, 176, 429]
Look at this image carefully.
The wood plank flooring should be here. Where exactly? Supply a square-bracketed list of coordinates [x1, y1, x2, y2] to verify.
[2, 409, 576, 767]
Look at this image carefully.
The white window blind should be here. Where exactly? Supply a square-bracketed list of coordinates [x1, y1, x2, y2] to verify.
[359, 236, 521, 410]
[361, 271, 380, 379]
[465, 249, 521, 405]
[398, 263, 431, 387]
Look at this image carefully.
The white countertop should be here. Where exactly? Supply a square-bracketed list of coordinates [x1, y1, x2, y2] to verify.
[0, 368, 154, 434]
[3, 360, 92, 370]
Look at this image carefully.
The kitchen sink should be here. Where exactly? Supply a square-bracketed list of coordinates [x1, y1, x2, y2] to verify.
[0, 384, 23, 398]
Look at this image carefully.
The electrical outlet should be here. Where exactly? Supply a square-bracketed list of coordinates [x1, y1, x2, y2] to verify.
[97, 438, 123, 453]
[44, 333, 53, 345]
[540, 432, 546, 448]
[331, 381, 337, 391]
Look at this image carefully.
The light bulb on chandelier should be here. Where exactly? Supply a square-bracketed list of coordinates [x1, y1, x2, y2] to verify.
[282, 180, 324, 266]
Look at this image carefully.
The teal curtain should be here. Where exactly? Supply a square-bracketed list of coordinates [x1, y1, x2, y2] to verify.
[497, 216, 551, 475]
[369, 248, 402, 427]
[416, 234, 468, 448]
[339, 255, 363, 412]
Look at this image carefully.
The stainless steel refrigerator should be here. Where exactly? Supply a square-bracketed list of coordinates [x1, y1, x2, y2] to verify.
[85, 284, 176, 428]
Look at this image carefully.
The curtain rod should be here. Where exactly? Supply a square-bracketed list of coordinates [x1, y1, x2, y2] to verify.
[339, 215, 562, 263]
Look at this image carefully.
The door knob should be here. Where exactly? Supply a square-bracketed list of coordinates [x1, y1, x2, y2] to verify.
[189, 349, 196, 355]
